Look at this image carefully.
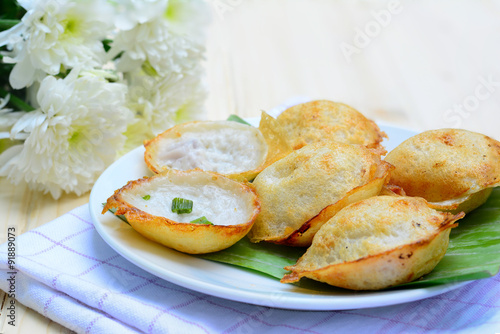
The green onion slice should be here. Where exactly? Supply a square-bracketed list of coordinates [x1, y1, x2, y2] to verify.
[171, 197, 193, 214]
[190, 216, 213, 225]
[142, 194, 151, 200]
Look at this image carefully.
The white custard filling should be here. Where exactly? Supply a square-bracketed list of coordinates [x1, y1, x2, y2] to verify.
[152, 121, 268, 174]
[121, 171, 256, 226]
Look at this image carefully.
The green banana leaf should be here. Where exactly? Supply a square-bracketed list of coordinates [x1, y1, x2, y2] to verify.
[226, 114, 252, 126]
[197, 188, 500, 288]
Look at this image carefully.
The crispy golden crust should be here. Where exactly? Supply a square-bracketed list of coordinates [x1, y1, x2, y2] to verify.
[247, 142, 392, 247]
[385, 128, 500, 204]
[258, 111, 294, 166]
[281, 196, 464, 290]
[272, 161, 394, 247]
[102, 170, 261, 254]
[277, 100, 387, 151]
[428, 187, 493, 214]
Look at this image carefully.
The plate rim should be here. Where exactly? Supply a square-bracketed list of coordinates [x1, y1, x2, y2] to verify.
[89, 123, 472, 311]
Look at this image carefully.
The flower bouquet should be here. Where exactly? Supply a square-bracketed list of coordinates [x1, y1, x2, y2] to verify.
[0, 0, 209, 198]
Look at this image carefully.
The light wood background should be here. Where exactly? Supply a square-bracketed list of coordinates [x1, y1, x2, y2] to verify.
[1, 0, 499, 332]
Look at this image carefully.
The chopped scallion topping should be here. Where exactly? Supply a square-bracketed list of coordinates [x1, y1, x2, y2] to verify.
[190, 216, 213, 225]
[171, 197, 193, 214]
[142, 195, 151, 200]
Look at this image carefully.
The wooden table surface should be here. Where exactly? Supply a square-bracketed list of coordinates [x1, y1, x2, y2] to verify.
[1, 1, 499, 332]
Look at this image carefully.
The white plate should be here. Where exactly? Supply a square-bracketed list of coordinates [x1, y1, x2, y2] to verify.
[89, 122, 470, 311]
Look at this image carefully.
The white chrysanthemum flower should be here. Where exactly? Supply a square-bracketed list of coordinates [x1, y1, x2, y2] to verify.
[25, 80, 41, 109]
[0, 95, 24, 162]
[164, 0, 211, 43]
[0, 96, 24, 161]
[0, 71, 133, 199]
[122, 68, 207, 152]
[0, 0, 112, 89]
[109, 0, 168, 30]
[109, 16, 204, 77]
[0, 95, 26, 138]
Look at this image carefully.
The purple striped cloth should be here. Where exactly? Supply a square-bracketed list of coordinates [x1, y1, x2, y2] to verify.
[0, 204, 499, 334]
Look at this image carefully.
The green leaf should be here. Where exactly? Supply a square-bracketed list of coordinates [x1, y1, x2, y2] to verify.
[400, 188, 500, 287]
[0, 1, 25, 23]
[197, 188, 500, 287]
[198, 237, 306, 279]
[0, 87, 35, 112]
[106, 206, 130, 225]
[227, 114, 252, 126]
[0, 19, 20, 31]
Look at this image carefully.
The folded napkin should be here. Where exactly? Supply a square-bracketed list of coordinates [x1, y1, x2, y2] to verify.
[0, 204, 499, 334]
